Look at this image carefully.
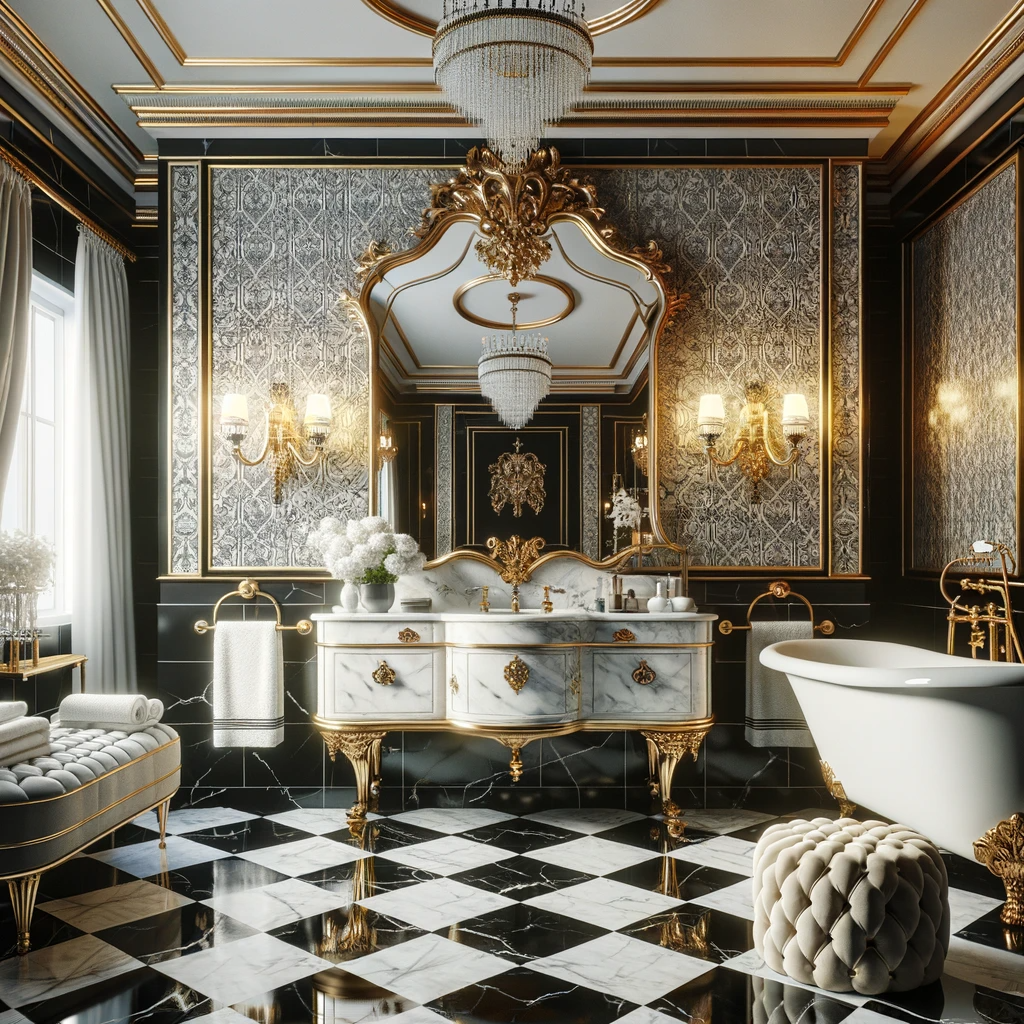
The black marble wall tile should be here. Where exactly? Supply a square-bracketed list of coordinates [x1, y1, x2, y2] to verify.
[244, 726, 325, 789]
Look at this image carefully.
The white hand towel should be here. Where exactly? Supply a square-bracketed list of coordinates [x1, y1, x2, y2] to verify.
[0, 701, 27, 724]
[746, 619, 816, 748]
[0, 739, 52, 767]
[59, 694, 148, 728]
[0, 715, 51, 766]
[213, 620, 284, 748]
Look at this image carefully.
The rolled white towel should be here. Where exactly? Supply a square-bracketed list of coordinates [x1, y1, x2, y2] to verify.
[59, 694, 148, 729]
[147, 698, 164, 723]
[0, 701, 27, 725]
[0, 716, 51, 766]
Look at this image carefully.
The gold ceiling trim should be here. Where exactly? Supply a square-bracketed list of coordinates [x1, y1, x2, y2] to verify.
[857, 0, 927, 85]
[0, 2, 144, 173]
[886, 2, 1024, 179]
[95, 0, 164, 86]
[453, 274, 576, 331]
[135, 0, 185, 64]
[360, 0, 664, 39]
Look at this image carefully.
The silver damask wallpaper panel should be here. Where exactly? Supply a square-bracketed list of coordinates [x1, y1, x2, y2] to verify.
[597, 166, 826, 568]
[831, 163, 862, 576]
[209, 166, 438, 569]
[169, 163, 201, 575]
[581, 405, 601, 559]
[910, 159, 1019, 572]
[436, 404, 454, 557]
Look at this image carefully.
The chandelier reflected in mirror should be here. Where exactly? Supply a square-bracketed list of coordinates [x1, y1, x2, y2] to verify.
[434, 0, 594, 169]
[478, 291, 552, 429]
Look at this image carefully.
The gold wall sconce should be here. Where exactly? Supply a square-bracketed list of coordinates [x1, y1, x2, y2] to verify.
[631, 413, 649, 475]
[378, 431, 398, 469]
[696, 383, 809, 503]
[219, 383, 331, 505]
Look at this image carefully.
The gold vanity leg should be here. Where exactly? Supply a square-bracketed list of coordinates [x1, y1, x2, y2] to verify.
[820, 760, 857, 818]
[8, 873, 41, 955]
[645, 736, 660, 801]
[321, 730, 387, 819]
[974, 813, 1024, 927]
[156, 798, 170, 849]
[493, 733, 539, 783]
[641, 727, 710, 827]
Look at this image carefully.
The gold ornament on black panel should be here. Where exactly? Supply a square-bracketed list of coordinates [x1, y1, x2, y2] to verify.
[489, 437, 546, 518]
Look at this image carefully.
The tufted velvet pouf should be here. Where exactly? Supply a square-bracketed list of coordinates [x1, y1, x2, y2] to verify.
[752, 817, 950, 995]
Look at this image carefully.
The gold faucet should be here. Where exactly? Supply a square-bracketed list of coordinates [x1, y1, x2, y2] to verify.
[511, 585, 520, 614]
[479, 586, 490, 613]
[542, 586, 566, 613]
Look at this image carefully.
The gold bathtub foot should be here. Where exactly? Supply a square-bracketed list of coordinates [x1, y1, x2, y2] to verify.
[974, 812, 1024, 927]
[642, 726, 711, 830]
[820, 760, 857, 818]
[156, 797, 170, 849]
[321, 729, 387, 820]
[8, 873, 41, 955]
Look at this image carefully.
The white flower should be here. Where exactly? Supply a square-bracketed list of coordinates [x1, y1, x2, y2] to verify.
[607, 492, 644, 531]
[393, 533, 418, 556]
[362, 516, 390, 535]
[366, 532, 393, 557]
[0, 532, 54, 590]
[312, 516, 425, 583]
[346, 519, 370, 544]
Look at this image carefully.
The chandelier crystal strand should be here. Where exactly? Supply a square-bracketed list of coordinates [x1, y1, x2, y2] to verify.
[478, 292, 552, 429]
[435, 1, 593, 170]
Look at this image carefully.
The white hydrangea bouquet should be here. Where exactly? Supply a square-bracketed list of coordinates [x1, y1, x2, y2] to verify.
[308, 516, 425, 585]
[0, 530, 55, 591]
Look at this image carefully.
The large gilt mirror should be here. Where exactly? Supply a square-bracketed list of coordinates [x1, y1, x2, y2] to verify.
[351, 148, 683, 574]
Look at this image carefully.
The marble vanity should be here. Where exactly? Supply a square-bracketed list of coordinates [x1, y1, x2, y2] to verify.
[312, 610, 716, 824]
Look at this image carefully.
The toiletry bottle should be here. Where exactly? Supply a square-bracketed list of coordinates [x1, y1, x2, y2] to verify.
[648, 580, 669, 613]
[613, 576, 623, 611]
[595, 577, 605, 613]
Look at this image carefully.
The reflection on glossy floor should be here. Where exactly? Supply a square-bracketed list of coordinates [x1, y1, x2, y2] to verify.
[0, 805, 1021, 1023]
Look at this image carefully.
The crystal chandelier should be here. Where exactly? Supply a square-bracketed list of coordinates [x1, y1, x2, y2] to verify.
[434, 0, 594, 169]
[478, 292, 552, 429]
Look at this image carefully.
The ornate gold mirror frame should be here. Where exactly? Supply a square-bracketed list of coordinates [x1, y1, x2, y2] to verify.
[349, 146, 688, 579]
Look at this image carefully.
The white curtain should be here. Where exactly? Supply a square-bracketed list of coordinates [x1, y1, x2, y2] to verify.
[72, 225, 135, 693]
[0, 162, 32, 502]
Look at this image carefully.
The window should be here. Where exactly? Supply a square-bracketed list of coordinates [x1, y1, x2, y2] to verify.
[1, 275, 74, 621]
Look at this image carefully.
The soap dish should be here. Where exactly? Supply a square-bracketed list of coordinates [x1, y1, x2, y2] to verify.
[400, 598, 432, 612]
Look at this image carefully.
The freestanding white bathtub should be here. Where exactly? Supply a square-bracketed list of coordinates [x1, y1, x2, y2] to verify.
[759, 639, 1024, 861]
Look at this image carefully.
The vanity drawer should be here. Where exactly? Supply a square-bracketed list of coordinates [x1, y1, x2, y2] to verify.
[323, 649, 439, 718]
[318, 620, 437, 646]
[454, 649, 576, 723]
[593, 648, 701, 718]
[595, 619, 712, 645]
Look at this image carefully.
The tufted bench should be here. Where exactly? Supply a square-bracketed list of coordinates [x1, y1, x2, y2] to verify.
[0, 723, 180, 954]
[753, 817, 950, 995]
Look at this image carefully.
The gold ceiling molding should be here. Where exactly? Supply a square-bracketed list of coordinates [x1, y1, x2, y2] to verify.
[135, 0, 185, 64]
[857, 0, 927, 85]
[0, 3, 144, 176]
[360, 0, 665, 38]
[453, 274, 576, 331]
[886, 2, 1024, 181]
[95, 0, 164, 86]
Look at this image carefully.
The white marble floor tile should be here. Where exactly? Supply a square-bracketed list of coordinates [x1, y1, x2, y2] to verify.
[0, 934, 142, 1008]
[234, 835, 367, 875]
[378, 835, 516, 876]
[689, 879, 755, 921]
[528, 931, 714, 1004]
[842, 1010, 910, 1024]
[522, 808, 648, 835]
[0, 1012, 32, 1024]
[522, 835, 659, 876]
[341, 932, 512, 1004]
[263, 807, 376, 835]
[87, 836, 232, 878]
[525, 876, 682, 930]
[152, 932, 333, 1005]
[389, 807, 516, 835]
[133, 807, 259, 835]
[947, 886, 1004, 932]
[39, 879, 193, 931]
[203, 878, 351, 931]
[358, 878, 516, 931]
[678, 809, 776, 835]
[618, 1009, 684, 1024]
[389, 1010, 450, 1024]
[669, 835, 757, 876]
[185, 1010, 253, 1024]
[944, 935, 1024, 996]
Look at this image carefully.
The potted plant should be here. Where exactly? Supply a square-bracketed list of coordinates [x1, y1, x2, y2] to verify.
[308, 516, 425, 613]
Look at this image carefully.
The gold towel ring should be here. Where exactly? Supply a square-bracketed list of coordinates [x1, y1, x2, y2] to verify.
[194, 578, 313, 636]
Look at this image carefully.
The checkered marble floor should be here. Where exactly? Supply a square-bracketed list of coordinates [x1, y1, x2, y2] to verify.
[0, 805, 1021, 1023]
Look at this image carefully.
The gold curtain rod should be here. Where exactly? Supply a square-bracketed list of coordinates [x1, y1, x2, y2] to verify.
[0, 146, 137, 263]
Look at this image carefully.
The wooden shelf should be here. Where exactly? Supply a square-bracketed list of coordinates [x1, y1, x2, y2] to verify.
[0, 654, 86, 681]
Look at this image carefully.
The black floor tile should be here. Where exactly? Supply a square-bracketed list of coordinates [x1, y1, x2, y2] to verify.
[269, 906, 425, 963]
[448, 855, 595, 902]
[322, 817, 448, 854]
[178, 817, 310, 854]
[145, 856, 289, 900]
[459, 819, 578, 854]
[598, 818, 718, 853]
[622, 905, 754, 964]
[297, 855, 440, 895]
[955, 906, 1024, 956]
[605, 859, 747, 899]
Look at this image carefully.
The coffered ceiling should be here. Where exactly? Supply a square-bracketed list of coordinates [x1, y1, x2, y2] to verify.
[2, 0, 1024, 200]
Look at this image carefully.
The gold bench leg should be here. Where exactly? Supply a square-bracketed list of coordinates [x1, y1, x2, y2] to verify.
[157, 798, 170, 849]
[9, 873, 41, 955]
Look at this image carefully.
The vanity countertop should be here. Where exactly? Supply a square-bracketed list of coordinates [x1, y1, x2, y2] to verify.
[313, 610, 718, 622]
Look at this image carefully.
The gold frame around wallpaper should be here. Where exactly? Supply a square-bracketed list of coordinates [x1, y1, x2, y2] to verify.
[162, 156, 864, 580]
[902, 151, 1023, 577]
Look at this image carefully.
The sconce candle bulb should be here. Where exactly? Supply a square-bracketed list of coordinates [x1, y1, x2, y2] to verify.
[697, 393, 726, 444]
[220, 393, 249, 444]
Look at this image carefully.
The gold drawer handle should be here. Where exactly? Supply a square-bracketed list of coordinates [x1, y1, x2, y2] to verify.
[398, 628, 421, 644]
[372, 661, 396, 686]
[449, 674, 459, 695]
[613, 629, 637, 643]
[632, 660, 656, 686]
[505, 655, 529, 694]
